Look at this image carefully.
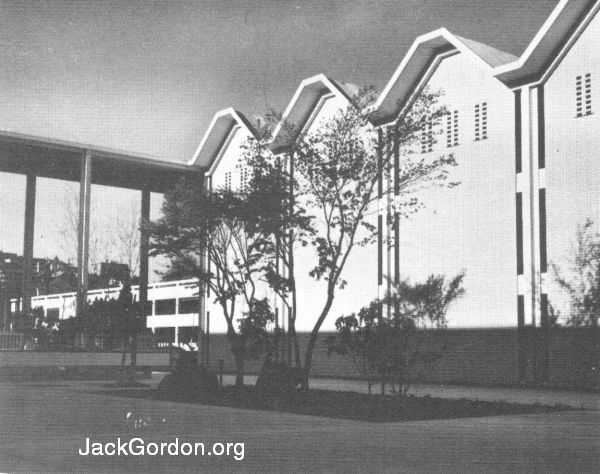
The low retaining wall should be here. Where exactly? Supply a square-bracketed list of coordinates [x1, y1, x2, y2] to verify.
[0, 350, 172, 380]
[203, 328, 598, 388]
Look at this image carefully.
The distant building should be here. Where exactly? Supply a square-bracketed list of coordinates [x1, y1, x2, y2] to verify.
[0, 251, 76, 328]
[18, 278, 201, 346]
[90, 261, 131, 288]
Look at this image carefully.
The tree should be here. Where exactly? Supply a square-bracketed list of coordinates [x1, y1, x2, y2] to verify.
[240, 128, 314, 369]
[552, 218, 600, 387]
[107, 204, 141, 278]
[59, 184, 103, 268]
[114, 280, 145, 380]
[553, 219, 600, 327]
[146, 179, 275, 387]
[59, 184, 140, 278]
[326, 273, 464, 396]
[255, 88, 457, 389]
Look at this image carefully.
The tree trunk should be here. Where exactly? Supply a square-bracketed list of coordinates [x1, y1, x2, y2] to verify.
[120, 338, 127, 374]
[129, 333, 137, 379]
[226, 328, 244, 388]
[288, 315, 302, 369]
[302, 289, 335, 390]
[234, 354, 244, 388]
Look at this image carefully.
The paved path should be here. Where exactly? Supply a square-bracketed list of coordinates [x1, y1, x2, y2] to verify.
[0, 379, 598, 472]
[217, 374, 600, 410]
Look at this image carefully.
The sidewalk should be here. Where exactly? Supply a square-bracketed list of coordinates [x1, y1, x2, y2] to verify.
[218, 374, 600, 410]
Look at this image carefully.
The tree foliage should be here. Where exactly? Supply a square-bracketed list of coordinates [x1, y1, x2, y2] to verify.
[146, 178, 284, 386]
[326, 272, 465, 396]
[270, 87, 458, 387]
[553, 218, 600, 327]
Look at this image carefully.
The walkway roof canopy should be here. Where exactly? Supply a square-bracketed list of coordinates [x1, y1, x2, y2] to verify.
[0, 130, 201, 193]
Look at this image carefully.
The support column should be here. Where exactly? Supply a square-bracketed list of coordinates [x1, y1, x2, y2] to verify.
[377, 128, 383, 319]
[139, 187, 150, 314]
[76, 150, 92, 318]
[22, 172, 36, 316]
[393, 124, 400, 316]
[198, 174, 207, 365]
[537, 85, 550, 384]
[385, 127, 393, 318]
[134, 186, 150, 369]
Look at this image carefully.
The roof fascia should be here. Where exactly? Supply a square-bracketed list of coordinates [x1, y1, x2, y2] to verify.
[204, 123, 241, 177]
[372, 28, 502, 126]
[493, 0, 599, 87]
[269, 73, 353, 155]
[189, 108, 254, 169]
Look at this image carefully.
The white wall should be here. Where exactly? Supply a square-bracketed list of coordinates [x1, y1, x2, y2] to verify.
[292, 92, 379, 332]
[544, 11, 600, 319]
[210, 125, 253, 190]
[397, 52, 517, 327]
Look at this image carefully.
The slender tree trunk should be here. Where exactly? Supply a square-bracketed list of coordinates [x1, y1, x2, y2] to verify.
[129, 333, 137, 379]
[302, 288, 335, 390]
[288, 311, 301, 369]
[226, 328, 244, 388]
[234, 354, 244, 388]
[120, 337, 127, 374]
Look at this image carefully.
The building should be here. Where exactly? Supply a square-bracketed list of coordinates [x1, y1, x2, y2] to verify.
[0, 251, 77, 328]
[11, 1, 600, 371]
[192, 0, 600, 341]
[13, 278, 201, 345]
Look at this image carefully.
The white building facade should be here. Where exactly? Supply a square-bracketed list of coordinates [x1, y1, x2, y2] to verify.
[19, 1, 600, 362]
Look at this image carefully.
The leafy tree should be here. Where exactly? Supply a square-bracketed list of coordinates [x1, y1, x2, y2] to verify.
[553, 219, 600, 327]
[240, 129, 314, 369]
[10, 306, 52, 350]
[259, 88, 457, 388]
[114, 281, 145, 379]
[238, 297, 280, 363]
[552, 218, 600, 387]
[146, 179, 276, 386]
[326, 272, 464, 396]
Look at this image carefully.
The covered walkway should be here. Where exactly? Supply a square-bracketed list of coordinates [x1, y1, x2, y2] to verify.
[0, 130, 203, 319]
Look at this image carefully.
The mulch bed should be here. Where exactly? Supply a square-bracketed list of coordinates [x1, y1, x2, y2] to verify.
[96, 385, 574, 423]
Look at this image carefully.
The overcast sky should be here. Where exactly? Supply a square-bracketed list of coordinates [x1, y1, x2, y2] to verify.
[0, 0, 558, 269]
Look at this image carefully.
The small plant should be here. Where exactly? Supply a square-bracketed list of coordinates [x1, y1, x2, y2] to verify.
[553, 218, 600, 388]
[326, 272, 464, 397]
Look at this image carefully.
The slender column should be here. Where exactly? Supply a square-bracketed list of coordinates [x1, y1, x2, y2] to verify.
[386, 127, 393, 317]
[22, 172, 36, 316]
[393, 124, 400, 315]
[198, 174, 207, 365]
[139, 187, 150, 313]
[287, 151, 295, 366]
[377, 128, 383, 319]
[515, 89, 526, 383]
[76, 150, 92, 318]
[537, 85, 550, 384]
[133, 186, 151, 370]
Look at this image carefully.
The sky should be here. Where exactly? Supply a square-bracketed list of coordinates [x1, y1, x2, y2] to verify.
[0, 0, 559, 276]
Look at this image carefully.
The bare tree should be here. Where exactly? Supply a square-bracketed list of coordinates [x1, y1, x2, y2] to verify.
[107, 203, 141, 277]
[59, 184, 140, 277]
[58, 184, 103, 268]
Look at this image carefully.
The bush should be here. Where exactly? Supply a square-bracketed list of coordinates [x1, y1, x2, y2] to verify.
[326, 273, 464, 396]
[157, 351, 218, 401]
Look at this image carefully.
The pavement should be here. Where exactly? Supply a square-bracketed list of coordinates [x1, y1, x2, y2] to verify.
[0, 376, 598, 472]
[222, 374, 600, 410]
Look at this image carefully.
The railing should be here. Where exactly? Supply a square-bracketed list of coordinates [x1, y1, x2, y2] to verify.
[0, 332, 164, 352]
[0, 333, 23, 350]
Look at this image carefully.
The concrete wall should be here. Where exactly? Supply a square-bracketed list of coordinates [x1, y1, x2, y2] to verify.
[544, 11, 600, 317]
[398, 52, 517, 328]
[0, 350, 172, 379]
[205, 328, 598, 388]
